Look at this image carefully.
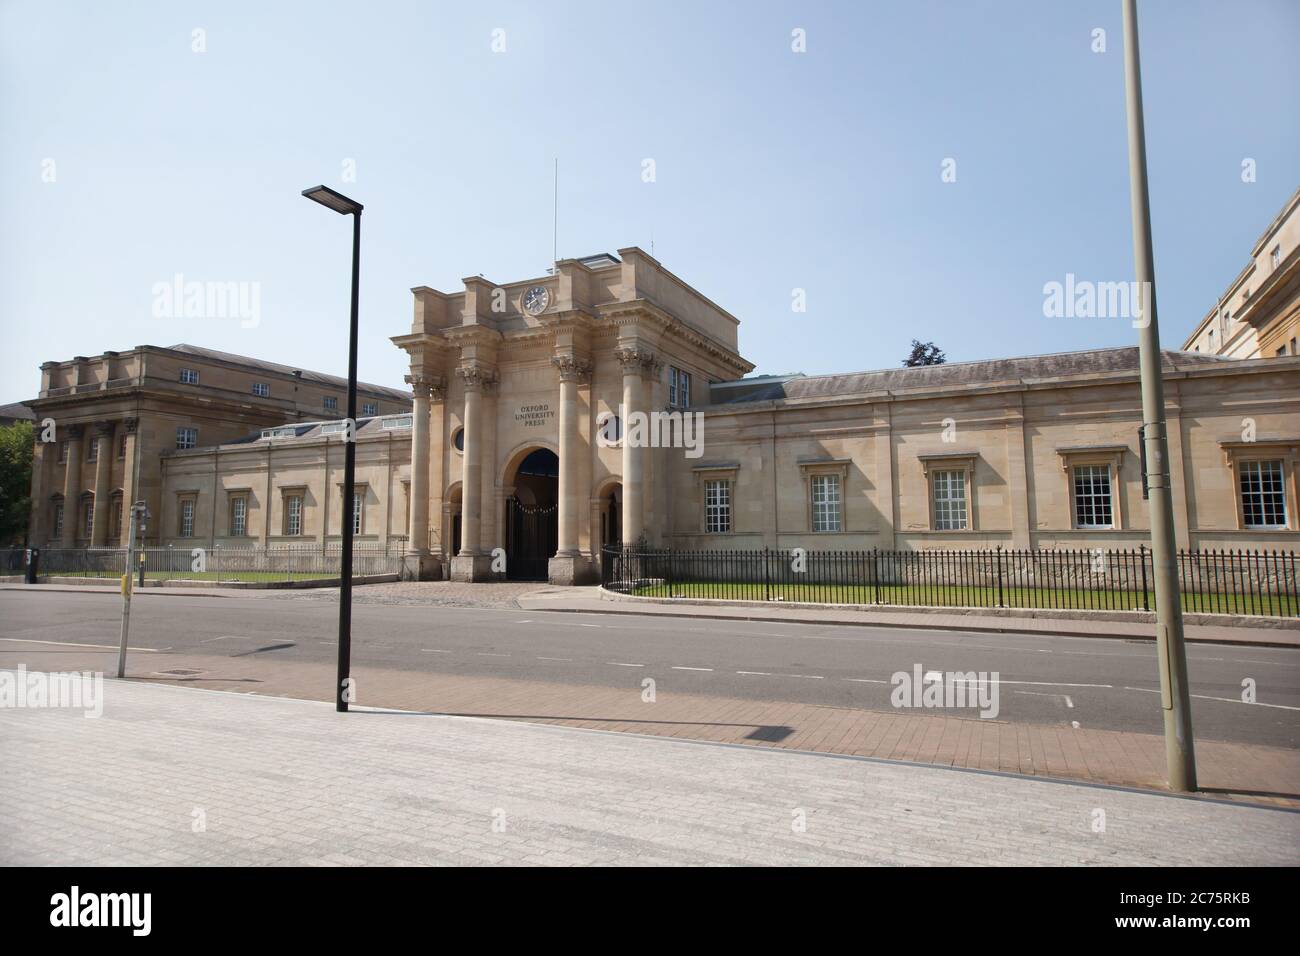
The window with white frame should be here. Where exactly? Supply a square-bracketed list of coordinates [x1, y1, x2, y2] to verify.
[810, 474, 842, 532]
[324, 396, 338, 411]
[1072, 464, 1114, 528]
[180, 368, 198, 384]
[87, 438, 98, 462]
[352, 491, 363, 534]
[362, 402, 377, 417]
[704, 479, 731, 534]
[111, 497, 122, 541]
[176, 427, 198, 450]
[285, 494, 303, 536]
[669, 367, 692, 407]
[252, 382, 269, 397]
[230, 496, 248, 536]
[117, 434, 127, 458]
[52, 502, 63, 538]
[1272, 245, 1282, 269]
[931, 470, 968, 530]
[178, 497, 195, 537]
[83, 499, 94, 539]
[1239, 460, 1287, 529]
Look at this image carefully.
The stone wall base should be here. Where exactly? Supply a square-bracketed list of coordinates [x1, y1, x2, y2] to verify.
[450, 553, 496, 583]
[401, 552, 443, 582]
[548, 552, 595, 586]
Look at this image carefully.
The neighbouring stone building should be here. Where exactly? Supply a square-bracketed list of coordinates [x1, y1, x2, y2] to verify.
[1183, 186, 1299, 359]
[22, 344, 410, 548]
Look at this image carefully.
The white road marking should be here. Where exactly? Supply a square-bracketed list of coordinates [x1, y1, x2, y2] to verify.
[737, 670, 823, 679]
[737, 671, 773, 677]
[0, 637, 162, 652]
[537, 656, 571, 662]
[1124, 686, 1300, 711]
[605, 661, 645, 668]
[671, 666, 713, 672]
[578, 624, 602, 628]
[420, 648, 451, 654]
[476, 652, 510, 658]
[845, 678, 890, 684]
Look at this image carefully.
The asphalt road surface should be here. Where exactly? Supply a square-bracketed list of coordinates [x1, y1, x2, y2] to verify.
[0, 589, 1296, 747]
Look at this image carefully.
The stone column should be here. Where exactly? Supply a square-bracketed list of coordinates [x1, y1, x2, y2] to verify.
[429, 383, 446, 560]
[61, 424, 84, 547]
[90, 422, 114, 546]
[402, 374, 436, 580]
[617, 348, 652, 546]
[119, 418, 139, 546]
[549, 355, 593, 585]
[450, 366, 495, 582]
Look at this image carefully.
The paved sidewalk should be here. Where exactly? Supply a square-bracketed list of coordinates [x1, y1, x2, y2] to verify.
[1, 675, 1295, 866]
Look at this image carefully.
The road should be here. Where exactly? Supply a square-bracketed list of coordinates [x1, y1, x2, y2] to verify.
[0, 588, 1296, 747]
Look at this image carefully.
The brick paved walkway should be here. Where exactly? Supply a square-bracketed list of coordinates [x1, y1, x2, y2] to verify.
[8, 642, 1298, 807]
[1, 674, 1295, 866]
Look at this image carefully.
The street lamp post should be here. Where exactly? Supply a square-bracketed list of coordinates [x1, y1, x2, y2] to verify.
[1120, 0, 1197, 791]
[302, 184, 364, 713]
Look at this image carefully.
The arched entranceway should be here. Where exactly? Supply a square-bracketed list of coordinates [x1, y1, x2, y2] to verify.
[504, 447, 558, 580]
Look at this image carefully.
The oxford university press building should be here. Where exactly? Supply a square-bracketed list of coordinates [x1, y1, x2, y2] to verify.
[22, 224, 1300, 586]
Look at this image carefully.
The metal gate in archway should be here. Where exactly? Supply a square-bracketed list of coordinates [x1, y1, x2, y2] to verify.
[504, 496, 557, 581]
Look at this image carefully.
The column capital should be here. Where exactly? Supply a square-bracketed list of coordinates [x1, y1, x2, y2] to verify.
[552, 354, 593, 384]
[404, 373, 446, 400]
[94, 420, 116, 437]
[122, 417, 139, 435]
[458, 365, 498, 393]
[615, 347, 657, 375]
[64, 423, 85, 439]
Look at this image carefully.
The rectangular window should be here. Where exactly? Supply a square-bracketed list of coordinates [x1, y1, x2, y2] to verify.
[704, 479, 731, 534]
[1272, 245, 1282, 268]
[324, 396, 338, 411]
[176, 427, 198, 450]
[286, 495, 303, 536]
[87, 439, 97, 462]
[252, 382, 270, 397]
[352, 492, 363, 534]
[810, 474, 842, 532]
[180, 368, 198, 384]
[111, 499, 122, 541]
[179, 498, 195, 537]
[117, 434, 127, 459]
[1072, 464, 1114, 528]
[1240, 460, 1286, 529]
[669, 367, 692, 407]
[362, 402, 377, 417]
[52, 503, 63, 538]
[58, 441, 68, 463]
[83, 501, 94, 539]
[230, 497, 248, 537]
[932, 470, 969, 530]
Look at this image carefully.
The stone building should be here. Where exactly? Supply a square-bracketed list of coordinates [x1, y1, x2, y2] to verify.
[20, 235, 1300, 584]
[1183, 186, 1299, 359]
[23, 344, 409, 547]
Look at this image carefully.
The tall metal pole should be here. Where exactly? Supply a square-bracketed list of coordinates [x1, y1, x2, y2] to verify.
[1121, 0, 1196, 791]
[337, 209, 361, 713]
[117, 503, 139, 679]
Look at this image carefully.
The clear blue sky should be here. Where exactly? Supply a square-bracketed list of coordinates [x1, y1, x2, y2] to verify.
[2, 0, 1297, 401]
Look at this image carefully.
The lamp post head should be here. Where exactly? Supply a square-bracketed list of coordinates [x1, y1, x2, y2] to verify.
[302, 185, 363, 215]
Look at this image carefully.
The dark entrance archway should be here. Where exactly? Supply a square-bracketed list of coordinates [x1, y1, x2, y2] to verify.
[504, 448, 558, 581]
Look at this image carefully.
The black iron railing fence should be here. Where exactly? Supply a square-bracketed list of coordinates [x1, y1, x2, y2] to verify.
[601, 545, 1300, 618]
[0, 543, 403, 583]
